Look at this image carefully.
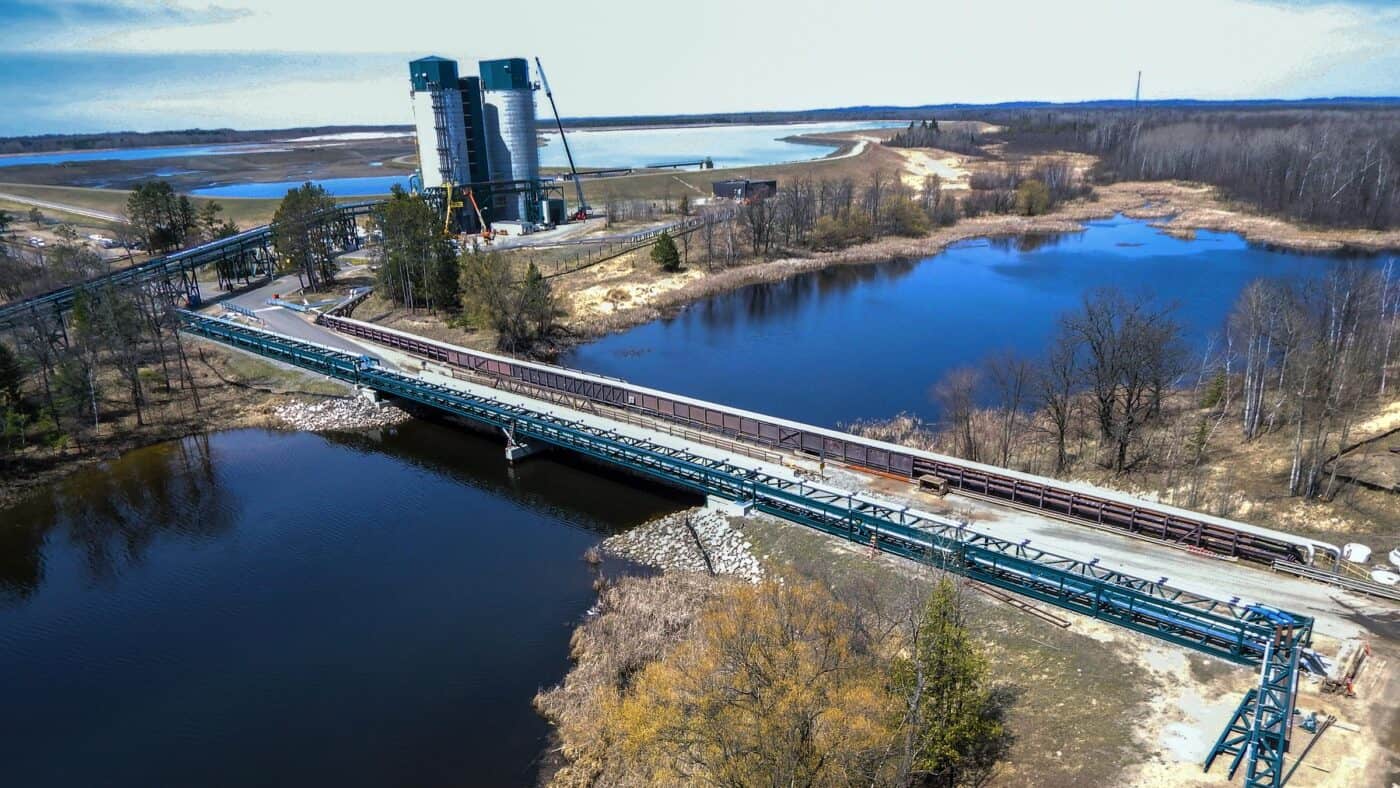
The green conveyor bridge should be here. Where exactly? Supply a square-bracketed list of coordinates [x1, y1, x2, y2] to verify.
[177, 309, 1308, 788]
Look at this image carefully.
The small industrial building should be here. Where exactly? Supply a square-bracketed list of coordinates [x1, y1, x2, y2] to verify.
[712, 179, 778, 201]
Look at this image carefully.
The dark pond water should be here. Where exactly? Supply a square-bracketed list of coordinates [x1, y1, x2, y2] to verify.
[0, 424, 692, 787]
[564, 215, 1385, 426]
[1, 215, 1387, 786]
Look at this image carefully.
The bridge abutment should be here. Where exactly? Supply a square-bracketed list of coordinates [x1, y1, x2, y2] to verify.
[706, 496, 753, 517]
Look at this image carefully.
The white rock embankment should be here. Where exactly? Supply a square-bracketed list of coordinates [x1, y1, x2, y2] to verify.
[602, 508, 764, 582]
[274, 397, 413, 431]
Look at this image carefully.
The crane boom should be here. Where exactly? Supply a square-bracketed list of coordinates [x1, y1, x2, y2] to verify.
[534, 57, 589, 218]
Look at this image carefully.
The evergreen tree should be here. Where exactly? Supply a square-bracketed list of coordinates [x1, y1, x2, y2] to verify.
[891, 578, 1015, 788]
[126, 180, 198, 252]
[370, 186, 461, 313]
[197, 200, 226, 241]
[519, 263, 562, 345]
[0, 341, 22, 405]
[650, 230, 681, 272]
[271, 182, 338, 290]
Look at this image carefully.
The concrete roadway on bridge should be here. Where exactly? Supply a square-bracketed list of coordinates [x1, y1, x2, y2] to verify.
[196, 260, 385, 361]
[310, 331, 1389, 645]
[208, 281, 1389, 647]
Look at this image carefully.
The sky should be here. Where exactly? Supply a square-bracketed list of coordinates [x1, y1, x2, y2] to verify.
[1, 0, 1397, 136]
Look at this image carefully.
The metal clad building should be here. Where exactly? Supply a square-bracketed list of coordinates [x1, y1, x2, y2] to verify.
[479, 58, 540, 221]
[408, 56, 471, 190]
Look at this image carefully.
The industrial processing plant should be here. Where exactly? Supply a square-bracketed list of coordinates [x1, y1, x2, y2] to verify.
[408, 55, 571, 234]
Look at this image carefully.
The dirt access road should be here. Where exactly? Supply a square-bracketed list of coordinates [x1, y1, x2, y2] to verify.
[0, 189, 122, 223]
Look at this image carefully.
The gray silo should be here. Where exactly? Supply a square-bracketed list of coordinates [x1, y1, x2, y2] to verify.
[479, 58, 540, 222]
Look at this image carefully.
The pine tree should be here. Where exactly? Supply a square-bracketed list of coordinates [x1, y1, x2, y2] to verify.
[519, 263, 562, 348]
[650, 230, 681, 272]
[892, 577, 1015, 787]
[0, 341, 22, 405]
[271, 182, 338, 290]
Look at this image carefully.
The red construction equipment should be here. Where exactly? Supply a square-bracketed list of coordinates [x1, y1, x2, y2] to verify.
[535, 57, 590, 221]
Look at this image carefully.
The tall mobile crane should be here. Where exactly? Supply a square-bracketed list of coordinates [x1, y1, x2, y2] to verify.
[535, 57, 590, 222]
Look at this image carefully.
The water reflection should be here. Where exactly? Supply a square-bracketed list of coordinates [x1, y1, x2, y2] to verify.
[0, 426, 693, 787]
[566, 215, 1387, 427]
[986, 232, 1073, 253]
[0, 433, 233, 601]
[682, 259, 922, 337]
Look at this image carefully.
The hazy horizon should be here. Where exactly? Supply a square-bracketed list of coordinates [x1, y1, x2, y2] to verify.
[3, 0, 1398, 137]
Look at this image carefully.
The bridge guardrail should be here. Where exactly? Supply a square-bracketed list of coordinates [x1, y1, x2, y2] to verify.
[177, 308, 1312, 668]
[1271, 560, 1400, 602]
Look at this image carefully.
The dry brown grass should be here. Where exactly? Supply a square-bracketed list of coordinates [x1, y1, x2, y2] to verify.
[534, 571, 723, 787]
[847, 387, 1400, 543]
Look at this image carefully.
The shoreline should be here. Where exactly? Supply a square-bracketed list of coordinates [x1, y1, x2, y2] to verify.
[565, 181, 1400, 345]
[0, 342, 357, 510]
[5, 181, 1396, 506]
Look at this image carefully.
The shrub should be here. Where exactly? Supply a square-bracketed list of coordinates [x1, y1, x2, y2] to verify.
[809, 213, 874, 250]
[883, 197, 931, 237]
[1015, 179, 1052, 216]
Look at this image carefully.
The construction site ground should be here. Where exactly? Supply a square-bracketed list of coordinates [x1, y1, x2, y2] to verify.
[735, 493, 1397, 787]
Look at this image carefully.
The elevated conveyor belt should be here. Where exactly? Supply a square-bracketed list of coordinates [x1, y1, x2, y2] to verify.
[316, 312, 1341, 567]
[178, 309, 1312, 665]
[183, 309, 1314, 786]
[0, 201, 379, 329]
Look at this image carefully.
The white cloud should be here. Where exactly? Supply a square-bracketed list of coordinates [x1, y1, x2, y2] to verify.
[3, 0, 1396, 133]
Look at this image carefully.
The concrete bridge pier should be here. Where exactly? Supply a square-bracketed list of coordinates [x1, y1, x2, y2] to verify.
[502, 426, 545, 464]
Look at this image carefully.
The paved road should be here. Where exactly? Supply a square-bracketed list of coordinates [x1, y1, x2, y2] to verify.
[201, 262, 386, 360]
[196, 277, 1393, 646]
[330, 326, 1391, 644]
[0, 189, 123, 223]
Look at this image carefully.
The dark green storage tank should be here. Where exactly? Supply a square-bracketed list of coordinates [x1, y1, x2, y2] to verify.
[479, 58, 531, 91]
[409, 56, 459, 91]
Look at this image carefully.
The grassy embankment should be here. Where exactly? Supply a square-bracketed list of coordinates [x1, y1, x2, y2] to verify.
[0, 182, 284, 228]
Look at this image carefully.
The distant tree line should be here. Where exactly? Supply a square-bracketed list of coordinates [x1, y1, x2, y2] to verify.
[0, 125, 413, 155]
[960, 107, 1400, 229]
[887, 119, 986, 156]
[673, 162, 1090, 270]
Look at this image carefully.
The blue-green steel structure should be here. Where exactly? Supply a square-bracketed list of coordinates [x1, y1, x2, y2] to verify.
[0, 201, 378, 330]
[176, 309, 1314, 787]
[175, 310, 1312, 659]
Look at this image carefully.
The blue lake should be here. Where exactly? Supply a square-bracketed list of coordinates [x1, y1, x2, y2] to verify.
[540, 120, 905, 170]
[0, 426, 690, 787]
[0, 144, 283, 168]
[190, 176, 412, 198]
[565, 216, 1387, 427]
